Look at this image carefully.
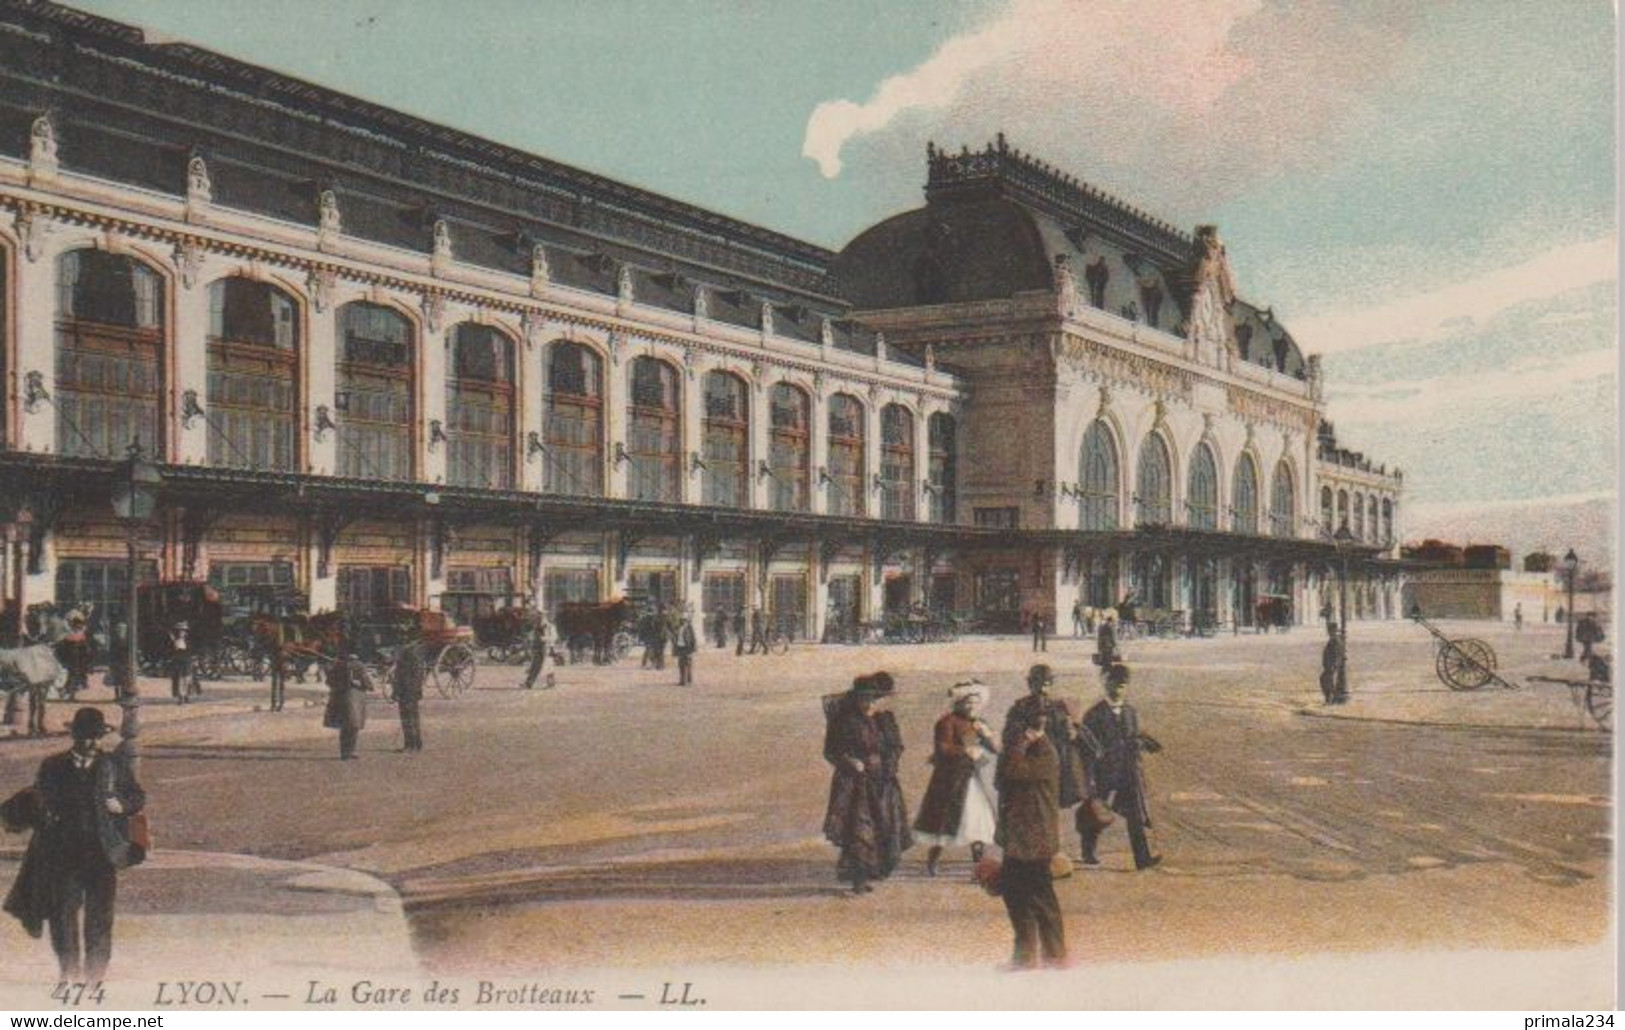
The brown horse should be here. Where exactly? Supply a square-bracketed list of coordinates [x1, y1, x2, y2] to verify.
[250, 610, 347, 679]
[555, 599, 635, 664]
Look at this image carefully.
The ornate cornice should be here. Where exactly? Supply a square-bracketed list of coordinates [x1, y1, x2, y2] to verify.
[0, 189, 960, 405]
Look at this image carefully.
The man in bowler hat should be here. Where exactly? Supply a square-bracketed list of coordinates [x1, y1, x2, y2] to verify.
[392, 644, 425, 752]
[4, 707, 146, 981]
[1078, 663, 1162, 870]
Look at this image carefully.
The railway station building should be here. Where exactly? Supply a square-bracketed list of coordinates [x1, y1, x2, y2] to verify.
[0, 2, 1405, 640]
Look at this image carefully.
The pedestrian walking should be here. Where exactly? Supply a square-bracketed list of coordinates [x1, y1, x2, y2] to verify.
[3, 707, 146, 982]
[1071, 600, 1084, 639]
[914, 680, 998, 875]
[1030, 611, 1048, 653]
[822, 672, 911, 893]
[749, 608, 768, 655]
[732, 607, 747, 656]
[392, 644, 425, 752]
[1513, 603, 1523, 632]
[167, 620, 196, 704]
[1095, 615, 1119, 671]
[54, 610, 92, 699]
[324, 654, 372, 760]
[522, 613, 554, 690]
[1077, 662, 1162, 870]
[1001, 664, 1085, 817]
[1577, 613, 1604, 663]
[993, 708, 1068, 969]
[673, 612, 698, 686]
[711, 608, 727, 650]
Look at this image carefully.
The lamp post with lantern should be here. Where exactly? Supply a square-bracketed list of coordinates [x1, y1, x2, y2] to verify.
[1332, 522, 1355, 699]
[111, 442, 161, 731]
[1562, 549, 1579, 659]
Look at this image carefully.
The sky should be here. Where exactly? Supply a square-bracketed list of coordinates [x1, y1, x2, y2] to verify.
[70, 0, 1620, 562]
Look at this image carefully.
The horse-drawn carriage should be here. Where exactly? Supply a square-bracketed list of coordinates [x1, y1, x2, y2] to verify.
[438, 592, 540, 665]
[346, 607, 478, 699]
[137, 581, 226, 677]
[1254, 595, 1293, 633]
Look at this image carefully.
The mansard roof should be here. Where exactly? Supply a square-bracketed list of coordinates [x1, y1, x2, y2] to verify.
[828, 137, 1307, 379]
[0, 0, 836, 301]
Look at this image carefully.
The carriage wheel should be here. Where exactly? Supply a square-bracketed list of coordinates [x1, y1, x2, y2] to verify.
[1437, 638, 1496, 691]
[1586, 681, 1613, 731]
[432, 644, 476, 698]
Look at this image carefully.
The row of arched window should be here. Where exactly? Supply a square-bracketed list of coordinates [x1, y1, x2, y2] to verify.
[1078, 419, 1297, 536]
[1321, 486, 1395, 545]
[47, 249, 960, 521]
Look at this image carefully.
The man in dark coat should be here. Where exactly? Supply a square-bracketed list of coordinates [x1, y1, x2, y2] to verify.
[4, 707, 146, 981]
[994, 708, 1067, 969]
[1319, 623, 1348, 704]
[822, 673, 911, 893]
[710, 609, 727, 650]
[1078, 662, 1162, 870]
[521, 612, 553, 691]
[748, 609, 768, 655]
[392, 644, 425, 752]
[1030, 611, 1048, 653]
[1001, 665, 1085, 813]
[672, 613, 698, 686]
[1577, 613, 1604, 663]
[324, 655, 371, 760]
[732, 608, 747, 656]
[1095, 616, 1119, 670]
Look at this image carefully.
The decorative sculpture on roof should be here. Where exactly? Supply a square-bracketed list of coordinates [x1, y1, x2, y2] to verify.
[820, 317, 835, 349]
[617, 263, 635, 306]
[29, 114, 57, 174]
[692, 283, 708, 321]
[318, 189, 342, 239]
[187, 155, 212, 206]
[1084, 257, 1109, 309]
[759, 302, 774, 338]
[924, 343, 936, 373]
[530, 243, 551, 296]
[1052, 253, 1078, 317]
[432, 219, 452, 268]
[1186, 225, 1238, 367]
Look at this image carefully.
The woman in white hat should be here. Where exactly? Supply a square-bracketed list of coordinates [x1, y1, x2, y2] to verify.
[913, 680, 998, 875]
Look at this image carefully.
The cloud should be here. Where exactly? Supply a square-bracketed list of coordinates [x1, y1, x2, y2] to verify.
[801, 0, 1417, 213]
[1292, 236, 1619, 355]
[1326, 346, 1616, 426]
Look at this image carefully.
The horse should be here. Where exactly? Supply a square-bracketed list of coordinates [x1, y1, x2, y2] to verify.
[555, 599, 635, 664]
[0, 644, 66, 737]
[250, 609, 347, 682]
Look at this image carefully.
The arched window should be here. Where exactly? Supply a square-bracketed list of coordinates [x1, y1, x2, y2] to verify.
[1078, 420, 1119, 531]
[1320, 485, 1334, 532]
[336, 302, 414, 481]
[702, 371, 748, 508]
[1271, 461, 1296, 537]
[544, 341, 603, 497]
[1135, 434, 1172, 526]
[56, 249, 164, 458]
[768, 383, 811, 512]
[1337, 489, 1350, 533]
[207, 278, 297, 471]
[827, 394, 866, 518]
[1187, 443, 1218, 530]
[1234, 453, 1260, 534]
[627, 357, 680, 502]
[1351, 492, 1365, 540]
[1382, 498, 1393, 544]
[1368, 495, 1380, 543]
[927, 412, 957, 524]
[880, 404, 915, 521]
[446, 323, 514, 489]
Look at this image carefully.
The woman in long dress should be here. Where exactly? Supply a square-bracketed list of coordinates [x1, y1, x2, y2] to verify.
[822, 673, 912, 893]
[914, 680, 998, 875]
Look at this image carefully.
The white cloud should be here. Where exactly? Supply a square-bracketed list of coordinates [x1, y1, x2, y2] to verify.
[1326, 346, 1616, 426]
[1292, 236, 1618, 355]
[803, 0, 1262, 180]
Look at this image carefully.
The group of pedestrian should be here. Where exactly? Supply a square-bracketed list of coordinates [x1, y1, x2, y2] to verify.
[637, 605, 701, 685]
[821, 648, 1164, 970]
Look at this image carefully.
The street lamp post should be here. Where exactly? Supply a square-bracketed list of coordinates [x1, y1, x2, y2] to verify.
[1333, 523, 1355, 700]
[111, 442, 160, 767]
[1562, 548, 1579, 659]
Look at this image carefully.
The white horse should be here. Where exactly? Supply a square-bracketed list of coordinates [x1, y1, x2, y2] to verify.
[0, 644, 66, 736]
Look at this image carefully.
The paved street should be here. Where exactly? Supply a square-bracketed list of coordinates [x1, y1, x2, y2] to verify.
[0, 619, 1611, 1006]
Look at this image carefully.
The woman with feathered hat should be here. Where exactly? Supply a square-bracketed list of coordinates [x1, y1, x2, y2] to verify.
[913, 680, 998, 876]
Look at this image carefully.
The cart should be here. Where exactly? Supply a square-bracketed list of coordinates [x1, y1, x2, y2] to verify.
[353, 607, 477, 699]
[1408, 610, 1517, 692]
